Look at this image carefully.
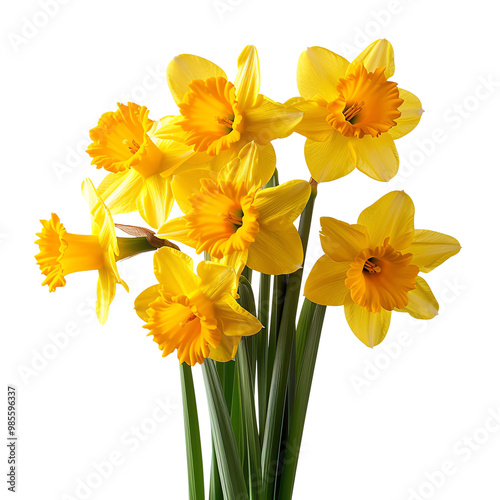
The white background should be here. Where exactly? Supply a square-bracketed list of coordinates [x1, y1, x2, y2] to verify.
[2, 1, 500, 499]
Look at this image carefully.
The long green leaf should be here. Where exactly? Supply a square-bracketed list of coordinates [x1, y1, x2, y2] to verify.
[231, 367, 245, 461]
[261, 271, 301, 499]
[257, 273, 271, 440]
[278, 305, 326, 499]
[180, 363, 205, 500]
[209, 364, 225, 500]
[239, 275, 258, 389]
[203, 359, 248, 500]
[266, 274, 287, 419]
[295, 299, 317, 374]
[210, 441, 224, 500]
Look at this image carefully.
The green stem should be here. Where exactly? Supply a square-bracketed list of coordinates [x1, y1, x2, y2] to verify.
[180, 364, 205, 500]
[278, 305, 327, 499]
[261, 184, 317, 499]
[116, 237, 157, 261]
[242, 266, 253, 284]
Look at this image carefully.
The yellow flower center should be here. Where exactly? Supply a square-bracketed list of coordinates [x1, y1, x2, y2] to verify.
[87, 102, 163, 177]
[35, 214, 105, 292]
[185, 179, 259, 258]
[178, 77, 243, 156]
[326, 65, 404, 138]
[345, 238, 418, 313]
[145, 288, 222, 366]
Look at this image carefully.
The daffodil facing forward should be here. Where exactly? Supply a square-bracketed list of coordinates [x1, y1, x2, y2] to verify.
[155, 45, 303, 172]
[157, 142, 311, 275]
[135, 247, 262, 366]
[87, 102, 194, 229]
[35, 179, 130, 324]
[290, 39, 423, 182]
[305, 191, 460, 347]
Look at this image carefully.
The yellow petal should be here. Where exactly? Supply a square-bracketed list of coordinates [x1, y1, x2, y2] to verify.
[172, 167, 216, 214]
[213, 297, 262, 337]
[347, 39, 395, 78]
[353, 134, 399, 182]
[297, 46, 349, 101]
[253, 179, 310, 226]
[96, 267, 116, 325]
[213, 250, 249, 282]
[83, 180, 129, 321]
[209, 140, 277, 184]
[405, 229, 461, 272]
[244, 97, 303, 143]
[153, 247, 200, 293]
[358, 191, 415, 249]
[167, 54, 227, 105]
[137, 174, 174, 229]
[247, 225, 303, 275]
[304, 134, 355, 183]
[344, 295, 392, 347]
[197, 261, 238, 301]
[134, 284, 161, 322]
[219, 141, 275, 191]
[304, 255, 350, 306]
[389, 88, 424, 140]
[396, 276, 439, 319]
[209, 334, 241, 362]
[157, 217, 198, 248]
[319, 217, 370, 262]
[150, 135, 196, 179]
[82, 178, 119, 256]
[96, 170, 143, 214]
[207, 141, 241, 172]
[255, 142, 277, 178]
[234, 45, 260, 109]
[149, 116, 197, 171]
[151, 115, 186, 141]
[285, 97, 332, 141]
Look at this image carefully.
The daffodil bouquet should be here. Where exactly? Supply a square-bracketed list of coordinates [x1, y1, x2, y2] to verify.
[35, 40, 461, 499]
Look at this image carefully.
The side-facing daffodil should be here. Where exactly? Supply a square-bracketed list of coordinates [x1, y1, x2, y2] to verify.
[305, 191, 460, 347]
[154, 45, 303, 173]
[134, 247, 262, 366]
[290, 39, 423, 183]
[35, 179, 129, 324]
[87, 102, 194, 229]
[157, 142, 311, 275]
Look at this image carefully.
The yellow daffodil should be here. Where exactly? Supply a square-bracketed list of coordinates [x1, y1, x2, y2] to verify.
[290, 39, 423, 183]
[157, 142, 311, 275]
[134, 247, 262, 366]
[305, 191, 460, 347]
[35, 179, 129, 324]
[154, 45, 303, 173]
[87, 102, 194, 229]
